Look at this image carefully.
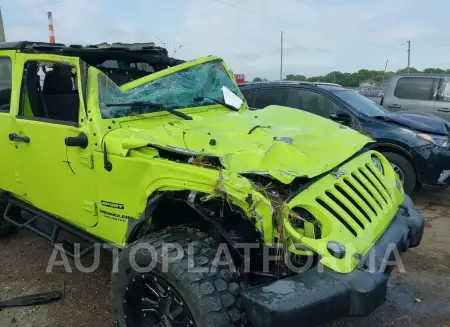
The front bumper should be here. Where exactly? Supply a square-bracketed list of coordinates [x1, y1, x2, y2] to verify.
[412, 145, 450, 186]
[241, 196, 424, 327]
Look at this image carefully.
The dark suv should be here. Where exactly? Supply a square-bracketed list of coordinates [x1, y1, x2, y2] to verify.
[239, 81, 450, 194]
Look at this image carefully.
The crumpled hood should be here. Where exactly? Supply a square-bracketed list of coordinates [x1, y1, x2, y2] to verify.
[382, 112, 450, 136]
[106, 106, 373, 183]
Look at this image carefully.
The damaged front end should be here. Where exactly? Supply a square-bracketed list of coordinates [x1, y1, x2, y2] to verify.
[89, 54, 425, 327]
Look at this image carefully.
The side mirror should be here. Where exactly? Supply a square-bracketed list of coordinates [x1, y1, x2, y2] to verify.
[329, 109, 352, 124]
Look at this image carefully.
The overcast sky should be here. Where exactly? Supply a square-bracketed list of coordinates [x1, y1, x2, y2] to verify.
[2, 0, 449, 80]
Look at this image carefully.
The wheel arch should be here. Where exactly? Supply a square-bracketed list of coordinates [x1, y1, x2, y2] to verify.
[370, 142, 421, 184]
[125, 191, 260, 247]
[125, 192, 203, 244]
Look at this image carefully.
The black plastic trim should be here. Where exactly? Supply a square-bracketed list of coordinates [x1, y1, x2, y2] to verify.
[3, 195, 113, 248]
[16, 115, 79, 127]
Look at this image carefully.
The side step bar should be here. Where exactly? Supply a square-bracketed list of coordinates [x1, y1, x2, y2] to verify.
[3, 197, 105, 259]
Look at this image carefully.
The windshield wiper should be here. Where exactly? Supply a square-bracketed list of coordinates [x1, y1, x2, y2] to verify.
[193, 97, 239, 112]
[105, 101, 192, 120]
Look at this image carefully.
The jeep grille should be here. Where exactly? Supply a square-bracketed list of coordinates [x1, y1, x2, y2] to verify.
[316, 163, 394, 237]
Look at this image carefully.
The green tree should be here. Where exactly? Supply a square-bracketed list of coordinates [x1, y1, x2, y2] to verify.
[285, 74, 307, 81]
[253, 77, 262, 82]
[423, 68, 445, 74]
[396, 67, 420, 73]
[256, 66, 450, 88]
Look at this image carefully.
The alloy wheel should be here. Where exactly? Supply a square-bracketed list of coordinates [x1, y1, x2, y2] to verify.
[390, 163, 405, 185]
[124, 273, 196, 327]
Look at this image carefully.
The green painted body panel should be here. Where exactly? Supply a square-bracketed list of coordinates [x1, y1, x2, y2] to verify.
[0, 50, 405, 272]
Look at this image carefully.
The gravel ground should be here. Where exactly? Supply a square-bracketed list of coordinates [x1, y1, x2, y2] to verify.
[0, 190, 449, 327]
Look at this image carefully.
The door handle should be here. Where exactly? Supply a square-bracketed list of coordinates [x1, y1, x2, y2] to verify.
[9, 133, 30, 143]
[437, 108, 450, 113]
[388, 104, 401, 109]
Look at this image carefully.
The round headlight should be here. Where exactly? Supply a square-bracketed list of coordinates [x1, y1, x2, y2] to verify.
[371, 155, 384, 174]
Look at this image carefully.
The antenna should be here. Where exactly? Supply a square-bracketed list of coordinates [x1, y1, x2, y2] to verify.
[172, 45, 182, 57]
[155, 36, 166, 47]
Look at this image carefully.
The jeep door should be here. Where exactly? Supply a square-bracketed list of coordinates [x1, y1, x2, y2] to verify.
[0, 51, 25, 195]
[10, 53, 97, 227]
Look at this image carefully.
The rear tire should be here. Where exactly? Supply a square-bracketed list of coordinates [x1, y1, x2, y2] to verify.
[382, 152, 417, 195]
[111, 226, 248, 327]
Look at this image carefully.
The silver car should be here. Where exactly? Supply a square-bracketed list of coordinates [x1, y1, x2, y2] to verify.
[382, 73, 450, 121]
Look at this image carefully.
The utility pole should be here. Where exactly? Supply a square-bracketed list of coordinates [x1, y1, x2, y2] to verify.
[407, 40, 411, 73]
[280, 31, 284, 80]
[381, 59, 389, 88]
[0, 7, 5, 42]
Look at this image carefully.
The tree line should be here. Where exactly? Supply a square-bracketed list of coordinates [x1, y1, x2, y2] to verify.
[252, 67, 450, 87]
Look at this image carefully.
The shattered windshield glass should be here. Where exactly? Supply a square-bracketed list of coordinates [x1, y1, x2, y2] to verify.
[98, 60, 241, 119]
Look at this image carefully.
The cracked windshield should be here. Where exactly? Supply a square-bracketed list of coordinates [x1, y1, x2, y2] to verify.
[98, 60, 240, 118]
[1, 2, 449, 327]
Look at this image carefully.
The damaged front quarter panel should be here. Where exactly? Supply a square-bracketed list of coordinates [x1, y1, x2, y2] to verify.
[139, 158, 276, 244]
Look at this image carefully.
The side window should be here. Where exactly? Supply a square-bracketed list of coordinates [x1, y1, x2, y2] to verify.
[19, 61, 80, 125]
[253, 87, 292, 109]
[0, 57, 12, 112]
[436, 78, 450, 102]
[292, 89, 336, 118]
[394, 77, 434, 100]
[240, 88, 256, 107]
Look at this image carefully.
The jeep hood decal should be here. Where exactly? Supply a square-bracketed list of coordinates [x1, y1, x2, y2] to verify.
[106, 106, 373, 183]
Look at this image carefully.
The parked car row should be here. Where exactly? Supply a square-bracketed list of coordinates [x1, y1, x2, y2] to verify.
[239, 79, 450, 195]
[381, 73, 450, 121]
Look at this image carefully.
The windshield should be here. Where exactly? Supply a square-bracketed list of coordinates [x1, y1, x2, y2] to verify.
[332, 89, 388, 117]
[98, 60, 241, 119]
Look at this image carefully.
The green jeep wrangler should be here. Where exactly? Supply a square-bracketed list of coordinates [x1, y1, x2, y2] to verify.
[0, 42, 425, 327]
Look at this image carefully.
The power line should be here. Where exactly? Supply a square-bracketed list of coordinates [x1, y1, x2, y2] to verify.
[294, 0, 389, 38]
[2, 0, 70, 12]
[295, 0, 324, 12]
[212, 0, 306, 29]
[212, 0, 333, 52]
[212, 0, 394, 52]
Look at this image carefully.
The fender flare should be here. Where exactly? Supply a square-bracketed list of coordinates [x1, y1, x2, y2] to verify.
[125, 192, 167, 244]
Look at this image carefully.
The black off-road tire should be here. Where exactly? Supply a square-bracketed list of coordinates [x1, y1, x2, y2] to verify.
[111, 226, 248, 327]
[382, 152, 417, 195]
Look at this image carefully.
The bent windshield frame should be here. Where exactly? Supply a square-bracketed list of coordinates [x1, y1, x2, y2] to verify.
[332, 89, 388, 117]
[98, 60, 241, 119]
